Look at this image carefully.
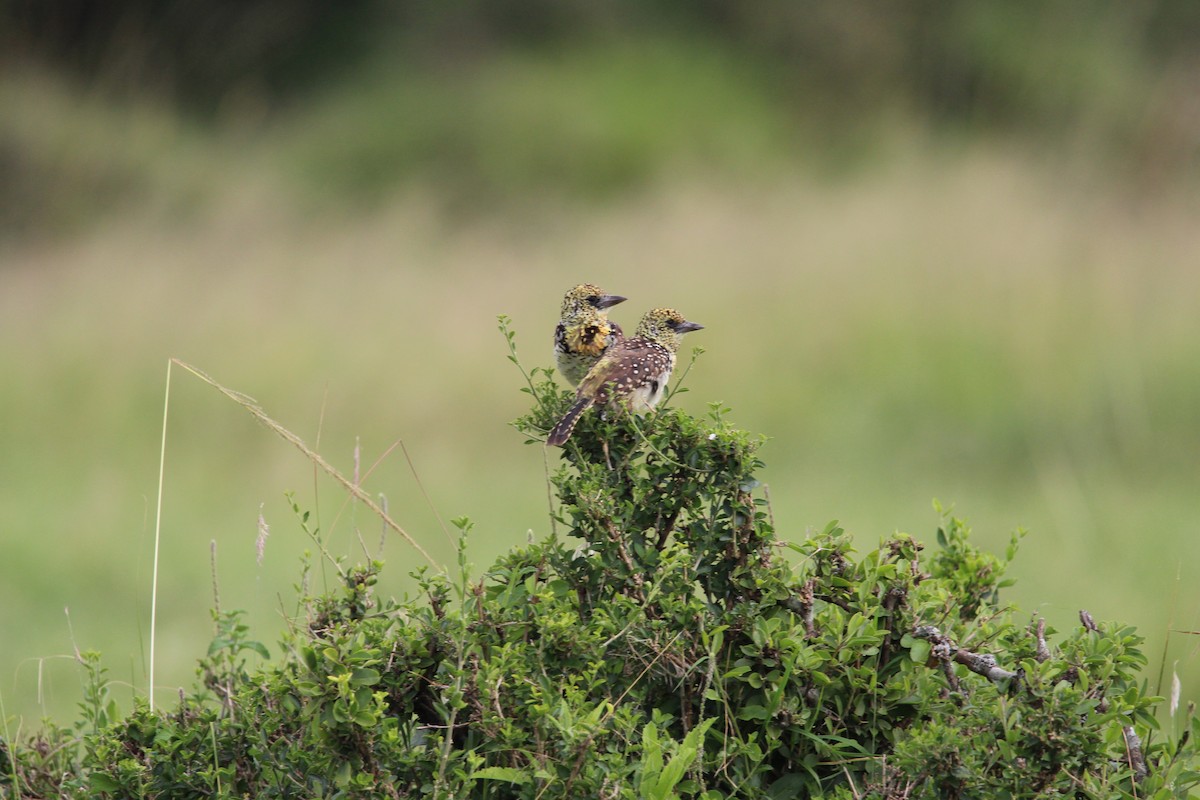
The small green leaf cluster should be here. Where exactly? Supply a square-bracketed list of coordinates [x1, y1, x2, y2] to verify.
[3, 354, 1198, 798]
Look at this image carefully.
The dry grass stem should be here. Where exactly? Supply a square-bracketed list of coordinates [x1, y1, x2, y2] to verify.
[170, 358, 437, 568]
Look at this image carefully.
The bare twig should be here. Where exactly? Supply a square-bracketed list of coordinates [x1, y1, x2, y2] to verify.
[878, 583, 906, 667]
[939, 658, 961, 693]
[209, 540, 221, 614]
[605, 520, 645, 603]
[761, 483, 776, 535]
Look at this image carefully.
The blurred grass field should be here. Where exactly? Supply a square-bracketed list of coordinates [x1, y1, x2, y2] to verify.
[2, 34, 1199, 728]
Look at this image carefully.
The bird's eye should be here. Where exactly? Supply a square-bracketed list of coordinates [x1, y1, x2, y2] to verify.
[587, 295, 601, 306]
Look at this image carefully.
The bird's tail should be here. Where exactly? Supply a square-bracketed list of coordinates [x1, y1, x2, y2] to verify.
[547, 396, 594, 446]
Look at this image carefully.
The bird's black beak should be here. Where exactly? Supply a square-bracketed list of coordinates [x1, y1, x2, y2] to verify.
[595, 294, 627, 310]
[676, 321, 704, 333]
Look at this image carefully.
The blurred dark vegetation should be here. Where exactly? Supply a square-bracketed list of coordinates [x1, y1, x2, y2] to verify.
[2, 0, 1199, 236]
[4, 1, 1198, 120]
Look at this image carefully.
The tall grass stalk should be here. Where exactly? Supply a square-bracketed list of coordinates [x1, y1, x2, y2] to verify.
[147, 359, 441, 712]
[149, 358, 172, 712]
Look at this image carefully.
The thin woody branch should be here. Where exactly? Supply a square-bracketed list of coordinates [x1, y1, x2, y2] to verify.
[1122, 726, 1148, 782]
[781, 580, 819, 639]
[914, 625, 1019, 686]
[1033, 617, 1050, 663]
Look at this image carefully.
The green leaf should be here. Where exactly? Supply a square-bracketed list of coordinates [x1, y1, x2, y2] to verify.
[653, 718, 715, 799]
[641, 722, 664, 785]
[472, 767, 531, 784]
[89, 773, 122, 792]
[766, 773, 810, 799]
[738, 704, 771, 721]
[349, 667, 381, 686]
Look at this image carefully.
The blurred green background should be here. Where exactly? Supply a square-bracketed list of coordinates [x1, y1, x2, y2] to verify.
[2, 1, 1198, 726]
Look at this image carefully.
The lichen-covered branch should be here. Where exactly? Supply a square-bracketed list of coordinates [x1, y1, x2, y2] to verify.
[1122, 726, 1148, 782]
[913, 625, 1019, 686]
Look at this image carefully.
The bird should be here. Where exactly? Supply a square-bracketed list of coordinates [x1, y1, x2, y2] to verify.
[554, 284, 628, 387]
[547, 307, 703, 446]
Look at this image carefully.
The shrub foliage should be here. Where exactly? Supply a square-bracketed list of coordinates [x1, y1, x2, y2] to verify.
[2, 327, 1197, 798]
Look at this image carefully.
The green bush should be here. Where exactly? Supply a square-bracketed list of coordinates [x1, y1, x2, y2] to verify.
[2, 325, 1197, 798]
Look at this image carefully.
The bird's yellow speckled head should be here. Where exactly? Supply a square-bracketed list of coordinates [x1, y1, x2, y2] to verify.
[555, 284, 628, 385]
[560, 284, 627, 319]
[634, 308, 704, 352]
